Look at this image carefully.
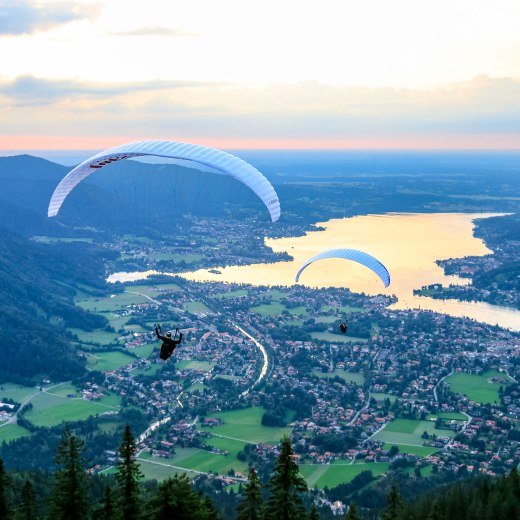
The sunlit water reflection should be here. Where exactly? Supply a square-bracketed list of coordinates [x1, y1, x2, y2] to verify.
[109, 213, 520, 331]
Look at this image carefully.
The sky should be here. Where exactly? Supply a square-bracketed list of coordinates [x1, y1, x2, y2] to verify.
[1, 0, 519, 150]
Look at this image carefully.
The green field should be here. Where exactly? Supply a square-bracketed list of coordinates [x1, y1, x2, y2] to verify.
[76, 291, 150, 312]
[85, 351, 134, 372]
[23, 392, 117, 427]
[47, 383, 79, 397]
[185, 301, 211, 314]
[371, 392, 397, 403]
[70, 328, 122, 345]
[0, 424, 32, 443]
[427, 411, 467, 421]
[310, 332, 368, 343]
[301, 461, 390, 489]
[382, 443, 438, 457]
[176, 360, 215, 372]
[132, 363, 163, 377]
[374, 418, 455, 446]
[139, 446, 248, 478]
[200, 407, 291, 445]
[131, 344, 155, 359]
[445, 370, 511, 404]
[313, 369, 365, 385]
[138, 459, 199, 481]
[250, 302, 307, 317]
[0, 384, 39, 404]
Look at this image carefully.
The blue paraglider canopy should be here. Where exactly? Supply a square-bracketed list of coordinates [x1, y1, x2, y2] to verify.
[295, 248, 391, 287]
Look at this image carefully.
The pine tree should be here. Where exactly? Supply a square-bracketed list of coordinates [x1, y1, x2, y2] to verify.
[48, 426, 90, 520]
[426, 500, 441, 520]
[236, 467, 264, 520]
[148, 474, 210, 519]
[380, 484, 403, 520]
[0, 458, 11, 520]
[345, 502, 359, 520]
[115, 425, 143, 520]
[17, 479, 37, 520]
[265, 436, 307, 520]
[95, 484, 115, 520]
[308, 503, 320, 520]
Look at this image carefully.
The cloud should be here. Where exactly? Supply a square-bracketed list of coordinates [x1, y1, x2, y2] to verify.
[109, 25, 195, 37]
[0, 0, 100, 36]
[0, 75, 226, 105]
[0, 75, 519, 147]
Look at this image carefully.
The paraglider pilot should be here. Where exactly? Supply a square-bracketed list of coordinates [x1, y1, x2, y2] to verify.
[155, 324, 183, 360]
[339, 321, 348, 334]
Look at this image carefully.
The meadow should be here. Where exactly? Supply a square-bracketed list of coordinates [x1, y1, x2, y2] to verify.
[0, 424, 32, 443]
[200, 407, 291, 445]
[445, 370, 512, 404]
[313, 369, 365, 385]
[23, 391, 118, 428]
[176, 360, 215, 372]
[85, 351, 134, 372]
[300, 461, 391, 489]
[373, 418, 455, 447]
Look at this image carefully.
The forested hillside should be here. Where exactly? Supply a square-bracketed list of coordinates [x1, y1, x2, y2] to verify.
[0, 229, 115, 382]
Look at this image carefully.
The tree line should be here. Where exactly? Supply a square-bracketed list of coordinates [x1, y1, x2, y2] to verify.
[1, 425, 519, 519]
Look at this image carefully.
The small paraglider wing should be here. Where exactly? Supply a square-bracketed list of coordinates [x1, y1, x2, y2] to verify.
[47, 140, 281, 222]
[295, 248, 390, 287]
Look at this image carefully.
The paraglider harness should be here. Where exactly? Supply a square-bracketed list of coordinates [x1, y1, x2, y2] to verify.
[339, 321, 348, 334]
[155, 324, 183, 360]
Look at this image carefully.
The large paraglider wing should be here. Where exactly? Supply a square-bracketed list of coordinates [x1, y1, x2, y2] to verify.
[47, 140, 281, 222]
[295, 248, 391, 287]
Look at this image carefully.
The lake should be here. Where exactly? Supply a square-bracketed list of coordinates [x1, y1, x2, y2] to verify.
[109, 212, 520, 331]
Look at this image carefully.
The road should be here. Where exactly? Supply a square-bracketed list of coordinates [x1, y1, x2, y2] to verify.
[228, 321, 269, 397]
[129, 289, 271, 395]
[433, 370, 454, 403]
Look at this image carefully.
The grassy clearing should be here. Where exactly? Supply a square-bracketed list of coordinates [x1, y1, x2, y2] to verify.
[301, 462, 390, 489]
[0, 424, 32, 443]
[427, 412, 467, 421]
[69, 328, 121, 345]
[23, 392, 115, 427]
[85, 351, 134, 372]
[176, 360, 214, 372]
[310, 332, 368, 343]
[0, 384, 39, 404]
[185, 301, 211, 314]
[374, 418, 455, 446]
[382, 443, 438, 457]
[132, 364, 163, 377]
[371, 393, 397, 403]
[139, 447, 246, 479]
[76, 292, 150, 313]
[46, 383, 79, 397]
[138, 460, 199, 481]
[313, 369, 365, 385]
[250, 302, 285, 316]
[130, 344, 155, 359]
[200, 407, 290, 445]
[445, 370, 511, 404]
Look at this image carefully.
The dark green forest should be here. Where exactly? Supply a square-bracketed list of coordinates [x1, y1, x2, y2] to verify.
[1, 429, 519, 519]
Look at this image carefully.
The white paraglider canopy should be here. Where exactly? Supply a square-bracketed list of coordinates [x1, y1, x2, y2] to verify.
[47, 140, 281, 222]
